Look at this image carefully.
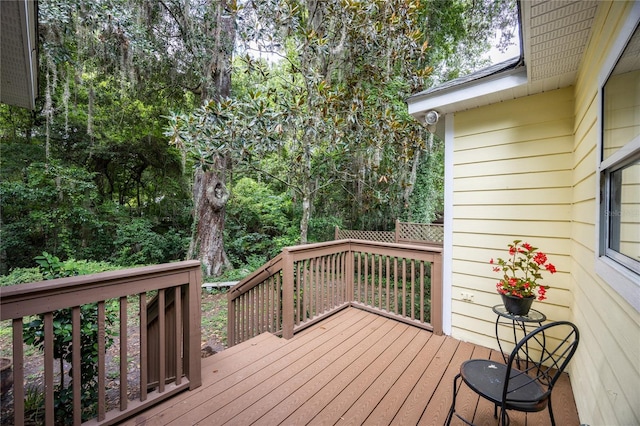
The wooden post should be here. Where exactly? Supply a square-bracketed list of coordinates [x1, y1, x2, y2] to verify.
[187, 268, 202, 389]
[431, 252, 444, 335]
[282, 248, 294, 339]
[227, 290, 236, 346]
[395, 219, 400, 243]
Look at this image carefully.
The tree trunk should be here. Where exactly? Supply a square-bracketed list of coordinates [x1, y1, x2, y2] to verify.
[188, 0, 235, 276]
[188, 165, 231, 276]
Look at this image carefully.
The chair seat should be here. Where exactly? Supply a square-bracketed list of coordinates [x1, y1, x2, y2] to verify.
[460, 359, 548, 412]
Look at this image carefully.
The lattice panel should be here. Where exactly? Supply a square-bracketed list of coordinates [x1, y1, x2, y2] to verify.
[336, 230, 395, 243]
[398, 223, 443, 244]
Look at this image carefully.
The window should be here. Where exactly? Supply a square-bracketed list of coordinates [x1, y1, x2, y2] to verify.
[600, 23, 640, 275]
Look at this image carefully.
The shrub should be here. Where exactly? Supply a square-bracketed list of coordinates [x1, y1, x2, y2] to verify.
[21, 253, 118, 423]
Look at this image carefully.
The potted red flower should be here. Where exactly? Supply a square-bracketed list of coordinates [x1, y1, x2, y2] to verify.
[490, 240, 556, 315]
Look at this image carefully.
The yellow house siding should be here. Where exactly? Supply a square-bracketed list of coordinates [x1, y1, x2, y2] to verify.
[450, 87, 575, 348]
[449, 3, 640, 422]
[442, 2, 639, 423]
[570, 2, 639, 425]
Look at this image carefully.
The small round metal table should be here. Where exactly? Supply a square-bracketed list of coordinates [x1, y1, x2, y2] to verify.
[492, 305, 546, 364]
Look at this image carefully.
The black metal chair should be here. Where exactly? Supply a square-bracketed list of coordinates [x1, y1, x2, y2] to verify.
[445, 321, 579, 426]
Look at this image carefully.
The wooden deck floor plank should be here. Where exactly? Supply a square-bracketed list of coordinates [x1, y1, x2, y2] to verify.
[205, 309, 361, 384]
[123, 332, 285, 425]
[233, 315, 403, 425]
[524, 371, 579, 426]
[166, 310, 381, 425]
[306, 325, 421, 425]
[271, 321, 411, 426]
[337, 329, 433, 426]
[448, 345, 492, 426]
[124, 308, 580, 426]
[389, 336, 464, 426]
[216, 314, 393, 425]
[415, 340, 478, 426]
[364, 332, 446, 425]
[139, 310, 368, 425]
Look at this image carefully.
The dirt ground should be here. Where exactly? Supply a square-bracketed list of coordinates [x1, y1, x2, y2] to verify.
[0, 290, 228, 424]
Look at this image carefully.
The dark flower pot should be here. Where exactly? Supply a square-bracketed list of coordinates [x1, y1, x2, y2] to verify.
[500, 294, 535, 316]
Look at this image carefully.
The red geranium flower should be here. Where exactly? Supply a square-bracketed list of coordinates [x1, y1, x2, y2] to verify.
[491, 240, 554, 300]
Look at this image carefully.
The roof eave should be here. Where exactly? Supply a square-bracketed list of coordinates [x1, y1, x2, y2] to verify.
[407, 64, 528, 122]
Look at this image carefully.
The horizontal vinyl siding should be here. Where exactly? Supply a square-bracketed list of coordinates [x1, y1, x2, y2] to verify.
[450, 87, 575, 348]
[570, 2, 640, 425]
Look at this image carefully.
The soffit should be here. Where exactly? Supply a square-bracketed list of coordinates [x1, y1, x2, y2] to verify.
[0, 0, 39, 110]
[523, 0, 600, 89]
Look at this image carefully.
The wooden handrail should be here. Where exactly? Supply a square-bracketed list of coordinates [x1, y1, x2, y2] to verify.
[228, 240, 443, 346]
[0, 260, 202, 426]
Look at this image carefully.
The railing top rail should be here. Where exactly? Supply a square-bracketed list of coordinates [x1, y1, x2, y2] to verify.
[0, 260, 201, 320]
[284, 239, 443, 254]
[229, 253, 284, 298]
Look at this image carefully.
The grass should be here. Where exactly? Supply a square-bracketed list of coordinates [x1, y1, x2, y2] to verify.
[201, 289, 228, 347]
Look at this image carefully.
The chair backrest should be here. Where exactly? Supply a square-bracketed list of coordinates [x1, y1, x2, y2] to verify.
[503, 321, 579, 403]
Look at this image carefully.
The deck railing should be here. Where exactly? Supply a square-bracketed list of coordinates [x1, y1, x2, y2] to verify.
[0, 260, 202, 426]
[228, 239, 442, 346]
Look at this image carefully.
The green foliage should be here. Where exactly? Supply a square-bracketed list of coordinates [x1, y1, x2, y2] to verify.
[0, 268, 43, 286]
[407, 138, 445, 223]
[112, 218, 189, 266]
[225, 178, 297, 266]
[0, 161, 103, 268]
[1, 0, 517, 277]
[21, 253, 118, 423]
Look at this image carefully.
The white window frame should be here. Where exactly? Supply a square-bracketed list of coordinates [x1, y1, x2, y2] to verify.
[595, 4, 640, 312]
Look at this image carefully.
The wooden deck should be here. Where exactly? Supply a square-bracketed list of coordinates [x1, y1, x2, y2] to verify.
[122, 308, 580, 426]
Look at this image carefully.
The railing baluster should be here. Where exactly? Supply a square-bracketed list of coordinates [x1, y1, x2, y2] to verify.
[263, 279, 268, 332]
[378, 255, 383, 309]
[175, 286, 182, 386]
[385, 256, 390, 312]
[394, 257, 399, 313]
[97, 301, 106, 420]
[364, 253, 369, 305]
[402, 259, 407, 317]
[295, 262, 301, 325]
[43, 312, 54, 425]
[411, 260, 416, 320]
[420, 262, 425, 323]
[139, 294, 148, 401]
[120, 296, 128, 409]
[312, 258, 317, 317]
[72, 306, 81, 424]
[12, 319, 24, 426]
[157, 289, 165, 393]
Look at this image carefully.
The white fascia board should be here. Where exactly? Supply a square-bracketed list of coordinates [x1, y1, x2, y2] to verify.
[407, 67, 528, 119]
[24, 0, 38, 109]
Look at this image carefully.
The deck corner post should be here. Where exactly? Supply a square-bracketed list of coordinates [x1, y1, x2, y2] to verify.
[227, 289, 236, 346]
[431, 252, 444, 335]
[282, 248, 295, 339]
[187, 266, 202, 389]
